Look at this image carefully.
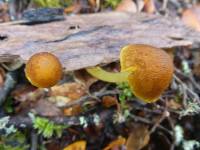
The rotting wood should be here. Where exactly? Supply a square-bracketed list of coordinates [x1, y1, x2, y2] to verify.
[0, 12, 200, 71]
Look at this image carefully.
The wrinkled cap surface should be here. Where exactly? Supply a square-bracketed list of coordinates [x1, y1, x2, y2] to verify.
[120, 44, 174, 102]
[25, 52, 62, 88]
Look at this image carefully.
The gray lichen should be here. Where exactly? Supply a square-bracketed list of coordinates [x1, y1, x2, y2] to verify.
[0, 116, 17, 135]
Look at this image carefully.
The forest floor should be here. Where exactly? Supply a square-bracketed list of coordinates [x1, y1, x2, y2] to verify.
[0, 0, 200, 150]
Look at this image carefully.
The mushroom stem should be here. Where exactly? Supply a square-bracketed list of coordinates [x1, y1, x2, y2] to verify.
[86, 66, 135, 83]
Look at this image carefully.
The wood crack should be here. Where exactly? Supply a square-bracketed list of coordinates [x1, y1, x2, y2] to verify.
[46, 25, 110, 43]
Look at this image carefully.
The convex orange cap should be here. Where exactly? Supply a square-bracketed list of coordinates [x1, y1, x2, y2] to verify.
[120, 44, 174, 102]
[25, 52, 62, 88]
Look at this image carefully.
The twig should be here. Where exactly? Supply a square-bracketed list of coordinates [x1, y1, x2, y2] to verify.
[173, 74, 199, 102]
[167, 117, 175, 150]
[62, 90, 118, 108]
[8, 108, 115, 127]
[150, 110, 169, 134]
[162, 0, 169, 11]
[0, 71, 17, 106]
[129, 114, 173, 136]
[175, 68, 200, 92]
[31, 129, 38, 150]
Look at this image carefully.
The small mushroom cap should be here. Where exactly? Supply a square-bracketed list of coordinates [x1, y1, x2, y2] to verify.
[120, 44, 174, 102]
[25, 52, 62, 88]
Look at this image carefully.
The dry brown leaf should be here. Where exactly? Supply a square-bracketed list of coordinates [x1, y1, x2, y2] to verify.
[11, 85, 41, 102]
[74, 69, 97, 89]
[50, 82, 86, 100]
[63, 105, 82, 116]
[48, 96, 71, 107]
[32, 99, 62, 117]
[182, 5, 200, 32]
[143, 0, 156, 14]
[116, 0, 137, 13]
[126, 125, 150, 150]
[13, 88, 46, 114]
[88, 0, 96, 8]
[63, 140, 86, 150]
[102, 96, 118, 108]
[49, 83, 86, 116]
[103, 137, 126, 150]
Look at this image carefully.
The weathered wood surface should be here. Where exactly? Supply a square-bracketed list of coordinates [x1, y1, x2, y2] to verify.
[0, 12, 200, 71]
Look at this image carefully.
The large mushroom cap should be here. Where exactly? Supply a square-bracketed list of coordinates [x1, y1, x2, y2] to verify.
[25, 52, 62, 88]
[120, 44, 174, 102]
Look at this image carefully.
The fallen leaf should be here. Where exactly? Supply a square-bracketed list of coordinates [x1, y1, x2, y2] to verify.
[88, 0, 96, 8]
[63, 105, 82, 116]
[48, 96, 71, 107]
[12, 86, 46, 113]
[50, 82, 86, 100]
[143, 0, 156, 14]
[32, 99, 62, 117]
[126, 125, 150, 150]
[49, 82, 86, 116]
[11, 85, 39, 102]
[103, 137, 126, 150]
[102, 96, 118, 108]
[63, 140, 86, 150]
[116, 0, 137, 13]
[48, 95, 83, 116]
[182, 5, 200, 32]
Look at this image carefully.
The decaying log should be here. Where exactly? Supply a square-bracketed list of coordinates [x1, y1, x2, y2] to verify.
[8, 109, 114, 127]
[0, 12, 200, 71]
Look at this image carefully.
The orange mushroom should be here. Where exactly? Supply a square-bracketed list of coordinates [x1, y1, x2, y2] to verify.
[86, 44, 174, 103]
[25, 52, 62, 88]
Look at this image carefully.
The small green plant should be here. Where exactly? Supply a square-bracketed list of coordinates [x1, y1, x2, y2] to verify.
[32, 0, 73, 8]
[3, 97, 14, 113]
[0, 117, 27, 150]
[33, 0, 61, 7]
[0, 131, 29, 150]
[32, 116, 67, 138]
[117, 82, 133, 106]
[104, 0, 122, 8]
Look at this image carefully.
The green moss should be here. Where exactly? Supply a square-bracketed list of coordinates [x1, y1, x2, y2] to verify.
[32, 0, 73, 8]
[0, 131, 29, 150]
[104, 0, 122, 8]
[117, 82, 133, 106]
[33, 116, 68, 138]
